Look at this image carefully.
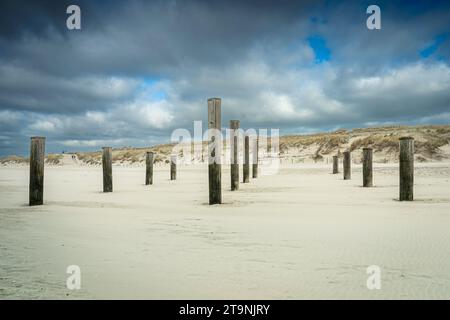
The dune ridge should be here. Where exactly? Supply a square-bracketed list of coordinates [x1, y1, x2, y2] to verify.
[1, 124, 449, 166]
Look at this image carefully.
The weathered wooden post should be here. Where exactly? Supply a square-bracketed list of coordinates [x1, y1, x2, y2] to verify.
[362, 148, 373, 187]
[29, 136, 45, 206]
[399, 137, 414, 201]
[243, 135, 250, 183]
[102, 147, 113, 192]
[252, 135, 258, 178]
[145, 151, 154, 185]
[208, 98, 222, 204]
[343, 151, 351, 180]
[170, 155, 177, 180]
[332, 155, 339, 174]
[230, 120, 240, 191]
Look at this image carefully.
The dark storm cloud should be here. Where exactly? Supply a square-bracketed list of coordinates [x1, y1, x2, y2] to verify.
[0, 65, 140, 113]
[0, 0, 449, 156]
[0, 0, 318, 77]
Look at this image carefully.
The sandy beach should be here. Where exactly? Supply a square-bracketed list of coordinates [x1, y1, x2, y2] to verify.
[0, 162, 449, 299]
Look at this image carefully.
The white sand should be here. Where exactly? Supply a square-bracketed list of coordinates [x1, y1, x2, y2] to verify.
[1, 162, 450, 299]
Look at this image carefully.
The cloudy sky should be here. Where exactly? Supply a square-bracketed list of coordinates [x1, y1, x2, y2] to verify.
[0, 0, 450, 156]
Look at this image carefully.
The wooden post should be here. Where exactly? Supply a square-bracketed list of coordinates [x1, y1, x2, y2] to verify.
[252, 135, 258, 178]
[332, 155, 338, 174]
[230, 120, 239, 191]
[363, 148, 373, 187]
[243, 135, 250, 183]
[170, 155, 177, 180]
[102, 147, 113, 192]
[399, 137, 414, 201]
[208, 98, 222, 204]
[145, 151, 154, 185]
[29, 136, 45, 206]
[343, 151, 351, 180]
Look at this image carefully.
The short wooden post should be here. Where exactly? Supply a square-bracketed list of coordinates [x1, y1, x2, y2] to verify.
[399, 137, 414, 201]
[332, 155, 338, 174]
[252, 136, 258, 178]
[230, 120, 239, 191]
[343, 151, 351, 180]
[362, 148, 373, 187]
[145, 151, 154, 185]
[170, 155, 177, 180]
[243, 135, 250, 183]
[29, 136, 45, 206]
[208, 98, 222, 204]
[102, 147, 113, 192]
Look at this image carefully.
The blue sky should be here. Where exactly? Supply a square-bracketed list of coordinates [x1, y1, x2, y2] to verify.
[0, 0, 449, 156]
[307, 36, 331, 63]
[420, 33, 449, 58]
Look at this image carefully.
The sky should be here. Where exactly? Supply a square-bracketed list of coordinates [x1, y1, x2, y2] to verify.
[0, 0, 450, 156]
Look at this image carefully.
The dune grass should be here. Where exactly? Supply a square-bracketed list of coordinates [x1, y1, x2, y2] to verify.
[1, 125, 449, 165]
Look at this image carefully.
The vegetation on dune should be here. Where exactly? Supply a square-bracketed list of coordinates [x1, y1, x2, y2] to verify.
[279, 125, 450, 162]
[76, 151, 101, 165]
[75, 144, 178, 165]
[0, 154, 63, 165]
[280, 131, 349, 155]
[45, 154, 63, 165]
[349, 135, 399, 153]
[0, 155, 29, 164]
[346, 127, 450, 158]
[1, 125, 449, 165]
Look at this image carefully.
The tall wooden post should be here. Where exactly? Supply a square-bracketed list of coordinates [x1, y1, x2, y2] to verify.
[252, 135, 258, 178]
[343, 151, 351, 180]
[102, 147, 113, 192]
[170, 155, 177, 180]
[399, 137, 414, 201]
[243, 135, 250, 183]
[363, 148, 373, 187]
[146, 151, 154, 185]
[332, 155, 338, 174]
[29, 136, 45, 206]
[208, 98, 222, 204]
[230, 120, 239, 191]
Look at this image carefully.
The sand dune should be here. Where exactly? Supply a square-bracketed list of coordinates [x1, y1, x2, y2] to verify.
[1, 162, 450, 299]
[2, 125, 450, 167]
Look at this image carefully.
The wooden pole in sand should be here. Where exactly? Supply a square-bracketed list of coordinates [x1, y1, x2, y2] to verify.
[363, 148, 373, 187]
[252, 135, 258, 178]
[243, 135, 250, 183]
[208, 98, 222, 204]
[29, 136, 45, 206]
[102, 147, 113, 192]
[230, 120, 240, 191]
[399, 137, 414, 201]
[332, 155, 339, 174]
[145, 151, 154, 185]
[170, 155, 177, 180]
[343, 151, 351, 180]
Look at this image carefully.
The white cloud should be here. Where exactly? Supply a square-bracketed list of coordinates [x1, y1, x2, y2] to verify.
[60, 139, 129, 147]
[85, 111, 106, 124]
[351, 63, 450, 97]
[0, 110, 21, 124]
[69, 76, 140, 100]
[125, 100, 174, 129]
[29, 120, 58, 132]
